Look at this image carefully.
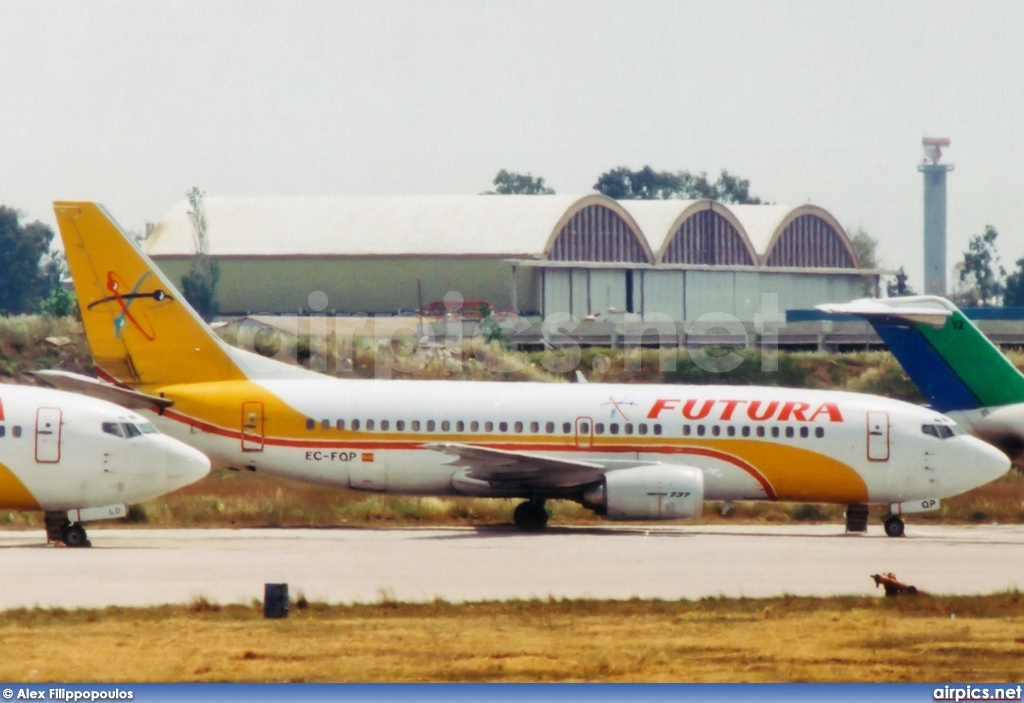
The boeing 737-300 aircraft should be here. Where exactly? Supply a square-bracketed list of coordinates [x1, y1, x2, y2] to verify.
[820, 295, 1024, 462]
[45, 203, 1010, 537]
[0, 383, 210, 546]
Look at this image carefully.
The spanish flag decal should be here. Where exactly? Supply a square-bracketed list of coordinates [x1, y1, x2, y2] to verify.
[361, 452, 374, 462]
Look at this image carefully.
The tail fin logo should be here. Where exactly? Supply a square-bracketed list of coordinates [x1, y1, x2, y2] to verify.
[86, 271, 174, 341]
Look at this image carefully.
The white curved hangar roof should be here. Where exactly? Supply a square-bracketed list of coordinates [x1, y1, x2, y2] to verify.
[147, 195, 591, 258]
[146, 194, 857, 268]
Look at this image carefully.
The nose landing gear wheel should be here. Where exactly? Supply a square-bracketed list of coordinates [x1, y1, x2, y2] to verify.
[513, 501, 549, 532]
[62, 523, 91, 548]
[883, 516, 905, 538]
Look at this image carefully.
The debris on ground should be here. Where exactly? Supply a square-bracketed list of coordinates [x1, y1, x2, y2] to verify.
[871, 572, 923, 596]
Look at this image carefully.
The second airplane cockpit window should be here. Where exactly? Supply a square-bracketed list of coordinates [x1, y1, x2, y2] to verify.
[921, 424, 960, 439]
[102, 422, 152, 439]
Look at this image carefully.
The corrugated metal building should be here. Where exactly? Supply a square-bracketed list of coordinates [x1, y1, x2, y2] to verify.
[145, 195, 880, 322]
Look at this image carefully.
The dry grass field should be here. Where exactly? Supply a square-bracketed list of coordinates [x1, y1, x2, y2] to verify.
[0, 595, 1022, 682]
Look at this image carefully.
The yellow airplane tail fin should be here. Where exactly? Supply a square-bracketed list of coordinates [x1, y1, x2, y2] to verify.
[54, 202, 247, 389]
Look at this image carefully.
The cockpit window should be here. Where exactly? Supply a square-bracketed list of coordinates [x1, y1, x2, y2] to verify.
[922, 424, 956, 439]
[102, 422, 147, 439]
[137, 423, 159, 434]
[102, 422, 126, 438]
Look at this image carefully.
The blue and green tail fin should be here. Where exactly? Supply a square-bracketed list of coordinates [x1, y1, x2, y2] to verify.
[818, 296, 1024, 412]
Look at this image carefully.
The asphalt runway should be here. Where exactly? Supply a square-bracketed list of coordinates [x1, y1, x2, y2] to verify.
[0, 524, 1021, 609]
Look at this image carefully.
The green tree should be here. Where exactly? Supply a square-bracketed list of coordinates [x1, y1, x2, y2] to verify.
[38, 250, 67, 297]
[956, 225, 1005, 307]
[36, 250, 77, 318]
[593, 166, 684, 199]
[478, 304, 511, 348]
[0, 206, 60, 315]
[885, 266, 917, 297]
[179, 188, 221, 321]
[486, 170, 555, 195]
[593, 166, 761, 203]
[39, 287, 77, 318]
[848, 228, 878, 269]
[848, 227, 879, 296]
[708, 170, 763, 204]
[1003, 257, 1024, 307]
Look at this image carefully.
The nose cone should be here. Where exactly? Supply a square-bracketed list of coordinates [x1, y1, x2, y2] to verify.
[164, 440, 211, 489]
[964, 436, 1011, 489]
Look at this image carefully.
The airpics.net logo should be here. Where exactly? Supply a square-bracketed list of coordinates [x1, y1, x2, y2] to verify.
[230, 290, 788, 380]
[934, 685, 1023, 701]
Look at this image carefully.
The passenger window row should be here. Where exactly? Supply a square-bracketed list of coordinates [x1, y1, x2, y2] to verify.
[682, 424, 825, 439]
[0, 425, 22, 439]
[591, 422, 661, 436]
[566, 422, 663, 436]
[305, 418, 665, 436]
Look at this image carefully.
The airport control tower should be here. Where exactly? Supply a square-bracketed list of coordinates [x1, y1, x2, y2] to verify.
[918, 137, 954, 295]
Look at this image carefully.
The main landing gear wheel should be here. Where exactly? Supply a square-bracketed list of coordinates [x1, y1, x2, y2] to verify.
[883, 516, 905, 538]
[513, 501, 549, 532]
[62, 523, 91, 548]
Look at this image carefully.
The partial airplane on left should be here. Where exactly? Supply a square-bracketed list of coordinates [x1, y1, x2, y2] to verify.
[0, 383, 210, 546]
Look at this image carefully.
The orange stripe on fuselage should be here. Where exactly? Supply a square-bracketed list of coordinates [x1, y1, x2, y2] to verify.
[0, 461, 41, 511]
[158, 405, 868, 504]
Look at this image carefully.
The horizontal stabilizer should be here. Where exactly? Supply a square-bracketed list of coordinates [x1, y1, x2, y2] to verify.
[816, 297, 953, 328]
[31, 370, 174, 411]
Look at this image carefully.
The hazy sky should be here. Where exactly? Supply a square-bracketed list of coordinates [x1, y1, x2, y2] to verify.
[2, 0, 1022, 290]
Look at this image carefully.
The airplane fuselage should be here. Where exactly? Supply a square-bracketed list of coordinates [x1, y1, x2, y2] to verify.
[139, 378, 1006, 508]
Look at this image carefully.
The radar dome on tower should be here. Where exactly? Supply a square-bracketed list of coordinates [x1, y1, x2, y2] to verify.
[922, 137, 951, 165]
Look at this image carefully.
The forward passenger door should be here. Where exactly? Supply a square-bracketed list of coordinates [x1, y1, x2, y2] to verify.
[35, 407, 62, 463]
[867, 411, 890, 462]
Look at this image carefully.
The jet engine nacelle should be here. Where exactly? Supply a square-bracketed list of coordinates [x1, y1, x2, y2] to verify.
[582, 465, 704, 521]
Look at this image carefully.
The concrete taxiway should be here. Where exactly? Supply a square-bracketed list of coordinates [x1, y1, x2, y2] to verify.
[0, 524, 1021, 609]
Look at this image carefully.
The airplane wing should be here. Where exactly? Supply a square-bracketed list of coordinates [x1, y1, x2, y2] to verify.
[31, 370, 174, 411]
[426, 442, 615, 490]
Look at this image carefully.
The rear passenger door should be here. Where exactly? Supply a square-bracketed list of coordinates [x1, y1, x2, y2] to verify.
[241, 401, 265, 452]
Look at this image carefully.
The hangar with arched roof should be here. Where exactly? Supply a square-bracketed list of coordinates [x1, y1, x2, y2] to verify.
[145, 194, 881, 324]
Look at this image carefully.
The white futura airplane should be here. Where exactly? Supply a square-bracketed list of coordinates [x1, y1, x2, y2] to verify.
[0, 383, 210, 546]
[42, 202, 1010, 537]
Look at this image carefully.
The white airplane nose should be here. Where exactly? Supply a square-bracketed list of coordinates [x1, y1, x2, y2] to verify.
[949, 436, 1012, 496]
[165, 442, 211, 488]
[974, 438, 1011, 484]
